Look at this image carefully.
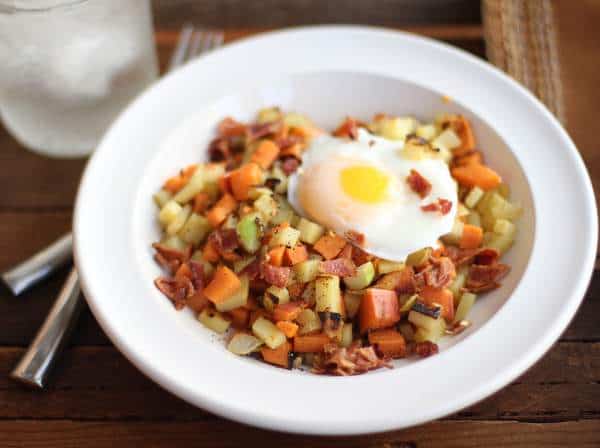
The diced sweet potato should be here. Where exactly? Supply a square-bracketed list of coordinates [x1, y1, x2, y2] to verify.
[293, 333, 331, 352]
[261, 341, 291, 368]
[313, 234, 346, 259]
[203, 266, 241, 304]
[273, 302, 303, 322]
[359, 288, 400, 334]
[420, 286, 455, 322]
[368, 329, 407, 358]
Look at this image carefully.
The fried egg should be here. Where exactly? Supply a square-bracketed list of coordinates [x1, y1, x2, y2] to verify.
[287, 128, 457, 261]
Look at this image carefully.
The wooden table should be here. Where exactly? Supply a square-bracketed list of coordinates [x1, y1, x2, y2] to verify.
[1, 21, 599, 448]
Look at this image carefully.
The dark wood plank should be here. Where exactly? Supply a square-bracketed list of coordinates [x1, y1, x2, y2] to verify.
[0, 343, 597, 421]
[152, 0, 482, 28]
[0, 419, 598, 448]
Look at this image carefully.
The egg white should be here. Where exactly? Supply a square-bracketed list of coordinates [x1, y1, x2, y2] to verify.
[287, 129, 457, 261]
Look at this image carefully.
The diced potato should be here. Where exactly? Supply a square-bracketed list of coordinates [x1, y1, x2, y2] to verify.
[293, 259, 321, 283]
[227, 333, 263, 355]
[161, 235, 187, 251]
[465, 186, 485, 209]
[343, 291, 362, 319]
[257, 107, 282, 124]
[408, 310, 443, 333]
[178, 213, 211, 246]
[297, 218, 325, 244]
[269, 166, 289, 195]
[153, 189, 172, 208]
[480, 213, 497, 232]
[414, 319, 446, 343]
[416, 124, 438, 141]
[296, 309, 322, 335]
[454, 292, 476, 323]
[340, 323, 353, 348]
[441, 220, 464, 246]
[248, 186, 273, 200]
[406, 247, 432, 267]
[315, 275, 343, 315]
[166, 204, 192, 236]
[269, 226, 301, 248]
[237, 213, 262, 253]
[486, 230, 516, 254]
[198, 309, 231, 334]
[457, 203, 470, 218]
[290, 213, 301, 227]
[252, 317, 286, 349]
[467, 210, 481, 227]
[371, 116, 417, 141]
[493, 218, 516, 236]
[216, 275, 249, 312]
[254, 194, 277, 222]
[399, 294, 419, 313]
[376, 259, 405, 275]
[432, 128, 461, 150]
[497, 183, 510, 198]
[343, 262, 375, 290]
[271, 208, 295, 226]
[301, 281, 316, 307]
[222, 214, 238, 230]
[158, 200, 182, 227]
[173, 168, 205, 204]
[449, 266, 469, 299]
[265, 286, 290, 306]
[284, 112, 312, 129]
[489, 198, 523, 221]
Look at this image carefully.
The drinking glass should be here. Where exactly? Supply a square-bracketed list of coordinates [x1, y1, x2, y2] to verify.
[0, 0, 159, 157]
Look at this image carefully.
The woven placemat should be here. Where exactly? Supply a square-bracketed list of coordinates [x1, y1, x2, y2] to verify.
[482, 0, 565, 124]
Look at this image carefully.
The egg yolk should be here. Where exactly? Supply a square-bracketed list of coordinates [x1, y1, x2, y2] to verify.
[340, 165, 389, 204]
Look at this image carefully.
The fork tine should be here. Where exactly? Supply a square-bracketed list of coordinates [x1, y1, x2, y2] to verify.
[168, 25, 194, 71]
[187, 30, 204, 59]
[210, 31, 225, 51]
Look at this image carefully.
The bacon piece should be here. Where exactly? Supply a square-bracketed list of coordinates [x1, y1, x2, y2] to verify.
[152, 243, 191, 274]
[261, 262, 291, 288]
[207, 137, 232, 162]
[281, 157, 300, 175]
[421, 198, 453, 215]
[474, 248, 500, 265]
[446, 246, 500, 267]
[154, 276, 194, 310]
[275, 134, 304, 150]
[246, 121, 281, 142]
[217, 117, 246, 137]
[241, 257, 261, 280]
[466, 263, 510, 292]
[319, 258, 356, 277]
[422, 256, 456, 289]
[351, 246, 374, 266]
[208, 228, 239, 254]
[413, 341, 439, 358]
[406, 169, 432, 199]
[345, 230, 366, 247]
[333, 117, 361, 140]
[312, 342, 391, 376]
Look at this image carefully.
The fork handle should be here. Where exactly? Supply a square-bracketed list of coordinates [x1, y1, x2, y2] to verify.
[10, 268, 82, 388]
[1, 233, 73, 296]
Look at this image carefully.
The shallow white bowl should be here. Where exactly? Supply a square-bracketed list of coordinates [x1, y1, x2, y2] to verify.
[74, 26, 597, 435]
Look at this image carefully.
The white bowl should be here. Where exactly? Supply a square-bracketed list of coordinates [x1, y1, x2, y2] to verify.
[74, 26, 597, 435]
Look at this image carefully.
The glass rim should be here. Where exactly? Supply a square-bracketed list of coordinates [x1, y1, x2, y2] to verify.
[0, 0, 90, 13]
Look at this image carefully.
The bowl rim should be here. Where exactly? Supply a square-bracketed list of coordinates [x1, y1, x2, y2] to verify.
[74, 25, 597, 435]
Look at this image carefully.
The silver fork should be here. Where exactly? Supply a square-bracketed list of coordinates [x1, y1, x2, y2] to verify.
[8, 27, 224, 389]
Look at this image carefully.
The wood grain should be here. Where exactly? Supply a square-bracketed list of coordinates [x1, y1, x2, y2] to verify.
[151, 0, 482, 28]
[0, 419, 599, 448]
[0, 343, 597, 421]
